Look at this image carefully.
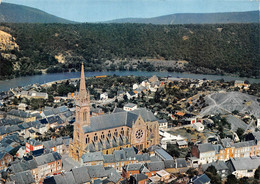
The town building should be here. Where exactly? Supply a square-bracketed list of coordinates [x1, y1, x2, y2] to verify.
[123, 103, 138, 111]
[69, 63, 160, 162]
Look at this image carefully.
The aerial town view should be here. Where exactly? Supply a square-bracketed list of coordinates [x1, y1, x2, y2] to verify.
[0, 0, 259, 183]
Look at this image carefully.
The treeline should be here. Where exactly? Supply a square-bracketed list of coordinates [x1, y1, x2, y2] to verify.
[0, 23, 259, 79]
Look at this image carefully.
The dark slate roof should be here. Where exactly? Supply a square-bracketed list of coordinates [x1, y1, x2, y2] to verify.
[81, 151, 104, 163]
[229, 157, 260, 171]
[26, 139, 42, 146]
[87, 165, 107, 178]
[7, 109, 32, 118]
[72, 166, 91, 184]
[112, 107, 125, 113]
[53, 172, 76, 184]
[10, 160, 37, 173]
[234, 140, 256, 148]
[35, 152, 61, 166]
[83, 108, 157, 133]
[131, 173, 148, 182]
[40, 118, 48, 124]
[198, 143, 215, 153]
[10, 171, 35, 184]
[31, 148, 44, 157]
[124, 163, 143, 171]
[47, 115, 64, 124]
[103, 154, 115, 163]
[164, 160, 175, 168]
[202, 161, 229, 172]
[155, 148, 173, 160]
[191, 174, 211, 184]
[105, 167, 121, 183]
[43, 138, 63, 150]
[176, 158, 187, 168]
[146, 161, 165, 171]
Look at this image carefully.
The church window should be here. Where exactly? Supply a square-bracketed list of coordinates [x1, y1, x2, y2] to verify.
[114, 129, 118, 137]
[86, 135, 90, 144]
[108, 131, 111, 138]
[83, 112, 87, 121]
[120, 128, 124, 136]
[94, 133, 98, 141]
[101, 132, 105, 139]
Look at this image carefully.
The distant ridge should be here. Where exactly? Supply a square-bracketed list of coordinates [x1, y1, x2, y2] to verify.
[106, 11, 260, 24]
[0, 2, 76, 23]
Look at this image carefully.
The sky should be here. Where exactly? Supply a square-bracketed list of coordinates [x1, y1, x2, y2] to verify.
[2, 0, 259, 22]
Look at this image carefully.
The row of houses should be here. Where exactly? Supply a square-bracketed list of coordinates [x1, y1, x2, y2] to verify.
[191, 136, 260, 165]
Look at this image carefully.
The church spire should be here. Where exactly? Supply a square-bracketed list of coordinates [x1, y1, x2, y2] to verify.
[79, 62, 86, 92]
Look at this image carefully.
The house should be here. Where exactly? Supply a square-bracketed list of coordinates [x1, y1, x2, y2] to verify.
[100, 92, 108, 100]
[226, 157, 260, 178]
[7, 109, 36, 122]
[18, 90, 48, 99]
[123, 103, 138, 111]
[189, 174, 211, 184]
[35, 152, 62, 180]
[126, 91, 138, 99]
[81, 151, 104, 166]
[25, 139, 43, 153]
[202, 161, 229, 178]
[129, 173, 148, 184]
[0, 151, 13, 170]
[145, 161, 165, 176]
[154, 148, 174, 161]
[122, 163, 143, 179]
[18, 103, 28, 111]
[158, 119, 168, 130]
[10, 159, 38, 181]
[42, 138, 64, 154]
[156, 170, 171, 182]
[176, 158, 189, 173]
[191, 143, 216, 164]
[234, 80, 250, 90]
[9, 170, 36, 184]
[234, 140, 257, 158]
[177, 140, 188, 149]
[193, 122, 204, 132]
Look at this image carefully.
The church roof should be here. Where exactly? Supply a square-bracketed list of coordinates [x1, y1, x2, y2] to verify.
[83, 108, 157, 133]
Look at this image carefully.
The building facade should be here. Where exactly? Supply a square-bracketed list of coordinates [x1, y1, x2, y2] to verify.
[69, 63, 160, 162]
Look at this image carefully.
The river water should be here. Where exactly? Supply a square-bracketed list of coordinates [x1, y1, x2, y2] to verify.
[0, 71, 259, 92]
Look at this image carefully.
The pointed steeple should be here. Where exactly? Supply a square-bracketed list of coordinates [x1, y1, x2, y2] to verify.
[79, 62, 86, 92]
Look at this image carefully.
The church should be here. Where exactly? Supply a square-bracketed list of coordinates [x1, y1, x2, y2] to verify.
[69, 63, 160, 162]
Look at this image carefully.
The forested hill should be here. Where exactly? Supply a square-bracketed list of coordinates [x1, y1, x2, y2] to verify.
[0, 2, 75, 23]
[0, 23, 259, 79]
[106, 11, 260, 25]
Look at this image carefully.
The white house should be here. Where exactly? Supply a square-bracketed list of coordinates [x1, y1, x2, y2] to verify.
[226, 157, 260, 178]
[133, 83, 139, 90]
[197, 143, 216, 164]
[123, 103, 138, 111]
[100, 92, 108, 100]
[193, 122, 204, 132]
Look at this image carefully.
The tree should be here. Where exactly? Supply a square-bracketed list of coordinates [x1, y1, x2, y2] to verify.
[254, 165, 260, 180]
[205, 166, 221, 184]
[236, 128, 245, 140]
[225, 174, 238, 184]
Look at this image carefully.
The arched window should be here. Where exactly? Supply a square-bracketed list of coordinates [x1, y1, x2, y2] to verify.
[108, 131, 111, 138]
[114, 129, 118, 137]
[94, 133, 98, 141]
[120, 128, 124, 136]
[127, 128, 129, 136]
[86, 135, 90, 144]
[101, 132, 105, 139]
[83, 112, 87, 121]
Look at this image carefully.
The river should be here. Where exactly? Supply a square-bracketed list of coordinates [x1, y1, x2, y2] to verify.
[0, 71, 259, 92]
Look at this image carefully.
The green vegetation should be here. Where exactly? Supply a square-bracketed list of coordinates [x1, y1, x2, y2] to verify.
[0, 2, 75, 23]
[0, 23, 259, 79]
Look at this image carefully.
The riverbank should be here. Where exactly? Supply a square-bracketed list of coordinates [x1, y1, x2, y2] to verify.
[1, 71, 259, 92]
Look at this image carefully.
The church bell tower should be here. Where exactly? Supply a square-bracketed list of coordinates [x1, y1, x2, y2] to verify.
[69, 62, 91, 161]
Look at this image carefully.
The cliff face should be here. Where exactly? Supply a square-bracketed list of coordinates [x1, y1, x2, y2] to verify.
[0, 30, 19, 51]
